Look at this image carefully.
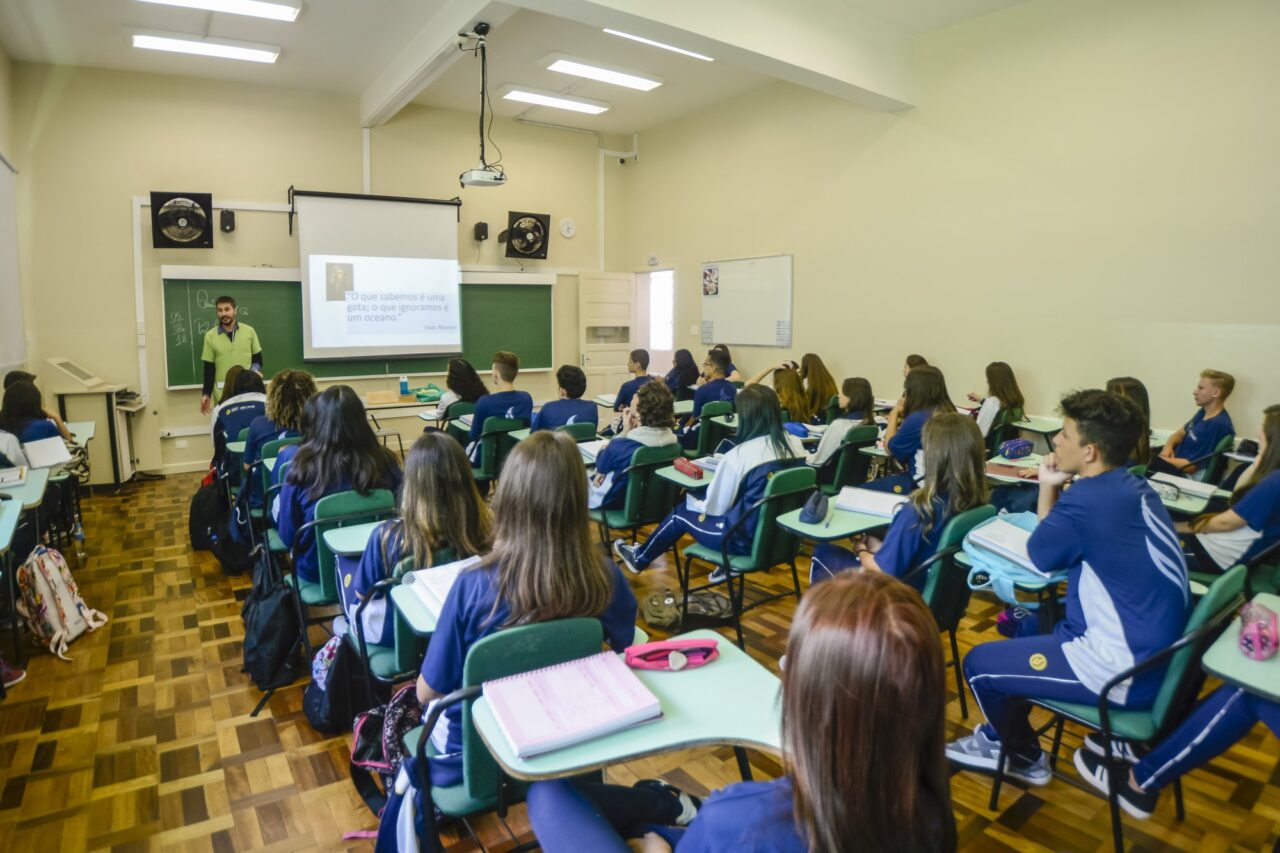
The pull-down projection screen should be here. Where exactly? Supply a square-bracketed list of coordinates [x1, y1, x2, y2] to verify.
[295, 194, 462, 360]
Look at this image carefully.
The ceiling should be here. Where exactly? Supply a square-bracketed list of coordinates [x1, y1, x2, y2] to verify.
[0, 0, 1031, 133]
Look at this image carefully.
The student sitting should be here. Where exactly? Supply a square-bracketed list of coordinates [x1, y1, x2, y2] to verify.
[664, 349, 700, 400]
[415, 431, 638, 787]
[679, 348, 737, 449]
[904, 353, 928, 377]
[946, 390, 1189, 785]
[532, 365, 597, 432]
[1074, 684, 1279, 820]
[811, 412, 989, 588]
[525, 570, 956, 853]
[436, 357, 489, 420]
[0, 381, 66, 444]
[211, 368, 266, 477]
[1177, 403, 1280, 574]
[0, 428, 25, 469]
[467, 351, 533, 450]
[614, 349, 655, 412]
[1106, 376, 1152, 467]
[799, 353, 837, 424]
[807, 377, 874, 473]
[1150, 368, 1235, 476]
[3, 370, 72, 441]
[240, 369, 317, 510]
[864, 365, 954, 494]
[278, 385, 403, 585]
[269, 394, 318, 525]
[745, 363, 813, 424]
[615, 385, 804, 581]
[339, 432, 492, 647]
[589, 380, 679, 510]
[969, 361, 1026, 439]
[696, 344, 743, 384]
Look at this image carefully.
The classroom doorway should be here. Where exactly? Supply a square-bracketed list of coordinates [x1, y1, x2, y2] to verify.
[578, 272, 636, 400]
[638, 268, 675, 384]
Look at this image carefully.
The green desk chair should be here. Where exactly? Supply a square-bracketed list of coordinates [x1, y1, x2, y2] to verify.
[986, 565, 1245, 853]
[260, 461, 293, 575]
[247, 436, 302, 546]
[444, 402, 477, 446]
[407, 618, 605, 847]
[589, 444, 682, 547]
[471, 417, 525, 484]
[983, 409, 1025, 456]
[731, 381, 745, 389]
[556, 421, 599, 442]
[680, 465, 816, 649]
[822, 394, 841, 425]
[900, 505, 997, 718]
[1197, 433, 1236, 485]
[819, 424, 879, 497]
[683, 400, 733, 459]
[221, 426, 253, 509]
[1127, 463, 1149, 477]
[1187, 537, 1280, 599]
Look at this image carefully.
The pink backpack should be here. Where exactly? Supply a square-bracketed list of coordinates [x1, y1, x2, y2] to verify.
[16, 546, 107, 660]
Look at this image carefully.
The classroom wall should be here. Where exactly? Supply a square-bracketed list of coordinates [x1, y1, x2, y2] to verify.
[619, 0, 1280, 437]
[9, 64, 613, 478]
[0, 41, 12, 159]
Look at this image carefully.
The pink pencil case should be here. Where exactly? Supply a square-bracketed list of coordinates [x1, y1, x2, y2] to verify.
[625, 638, 720, 671]
[1239, 602, 1278, 661]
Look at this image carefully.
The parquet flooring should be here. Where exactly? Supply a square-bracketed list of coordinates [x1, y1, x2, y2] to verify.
[0, 473, 1275, 851]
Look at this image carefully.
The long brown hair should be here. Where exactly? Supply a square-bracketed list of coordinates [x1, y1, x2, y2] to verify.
[840, 377, 874, 425]
[773, 369, 813, 423]
[1231, 404, 1280, 505]
[385, 432, 491, 570]
[1106, 376, 1151, 465]
[783, 571, 955, 852]
[485, 431, 612, 627]
[912, 412, 990, 535]
[286, 385, 400, 500]
[985, 361, 1025, 416]
[903, 365, 954, 418]
[800, 353, 837, 420]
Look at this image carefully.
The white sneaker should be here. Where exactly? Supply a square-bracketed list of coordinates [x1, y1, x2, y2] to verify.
[945, 724, 1052, 786]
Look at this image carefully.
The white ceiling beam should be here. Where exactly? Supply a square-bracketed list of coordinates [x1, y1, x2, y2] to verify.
[359, 0, 517, 127]
[511, 0, 916, 111]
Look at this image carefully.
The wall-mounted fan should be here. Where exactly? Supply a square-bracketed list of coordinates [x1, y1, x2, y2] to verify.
[501, 211, 550, 260]
[150, 192, 214, 249]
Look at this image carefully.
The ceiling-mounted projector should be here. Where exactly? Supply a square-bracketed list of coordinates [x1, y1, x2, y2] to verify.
[460, 165, 507, 187]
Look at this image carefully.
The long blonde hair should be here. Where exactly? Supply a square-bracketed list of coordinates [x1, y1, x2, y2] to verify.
[385, 432, 491, 570]
[911, 412, 989, 535]
[800, 353, 837, 420]
[485, 431, 612, 626]
[773, 369, 813, 423]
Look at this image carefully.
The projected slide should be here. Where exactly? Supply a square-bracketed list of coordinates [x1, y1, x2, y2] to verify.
[306, 255, 462, 352]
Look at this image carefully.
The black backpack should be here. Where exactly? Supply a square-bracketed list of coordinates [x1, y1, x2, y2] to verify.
[241, 556, 303, 690]
[303, 634, 385, 734]
[188, 483, 225, 551]
[210, 514, 258, 575]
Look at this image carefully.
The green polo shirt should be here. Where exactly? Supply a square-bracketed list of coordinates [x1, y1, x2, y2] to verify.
[201, 322, 262, 402]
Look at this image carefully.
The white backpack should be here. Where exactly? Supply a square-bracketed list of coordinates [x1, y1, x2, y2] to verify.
[15, 546, 107, 660]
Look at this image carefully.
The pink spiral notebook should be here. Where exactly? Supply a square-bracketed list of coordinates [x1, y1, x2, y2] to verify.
[483, 651, 662, 759]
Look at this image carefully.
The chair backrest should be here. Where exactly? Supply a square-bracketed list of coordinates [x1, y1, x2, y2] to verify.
[920, 505, 998, 630]
[1200, 433, 1235, 484]
[446, 400, 476, 420]
[259, 436, 302, 495]
[693, 400, 734, 456]
[619, 444, 683, 527]
[460, 618, 604, 800]
[476, 417, 525, 478]
[823, 394, 841, 425]
[312, 489, 397, 599]
[237, 427, 251, 442]
[1128, 463, 1149, 477]
[556, 422, 598, 442]
[1150, 564, 1245, 731]
[744, 464, 817, 568]
[830, 424, 879, 490]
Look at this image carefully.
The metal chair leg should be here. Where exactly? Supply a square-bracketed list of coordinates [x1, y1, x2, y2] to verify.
[730, 572, 746, 650]
[1048, 717, 1065, 771]
[949, 630, 968, 718]
[989, 740, 1008, 810]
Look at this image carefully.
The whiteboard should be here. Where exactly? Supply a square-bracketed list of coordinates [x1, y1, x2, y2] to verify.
[700, 254, 792, 348]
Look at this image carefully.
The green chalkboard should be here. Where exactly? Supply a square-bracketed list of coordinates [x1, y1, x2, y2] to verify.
[162, 278, 553, 388]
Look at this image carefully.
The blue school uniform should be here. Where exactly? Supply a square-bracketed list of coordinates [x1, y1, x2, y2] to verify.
[419, 560, 637, 787]
[671, 778, 806, 852]
[810, 497, 951, 589]
[337, 519, 409, 647]
[888, 408, 931, 479]
[614, 375, 654, 411]
[468, 390, 534, 442]
[241, 416, 299, 508]
[17, 418, 60, 443]
[532, 398, 598, 432]
[690, 378, 737, 418]
[213, 394, 265, 472]
[591, 437, 644, 509]
[1193, 470, 1280, 569]
[278, 465, 402, 584]
[1175, 408, 1234, 463]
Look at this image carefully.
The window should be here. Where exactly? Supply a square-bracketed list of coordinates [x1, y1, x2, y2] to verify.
[648, 269, 674, 351]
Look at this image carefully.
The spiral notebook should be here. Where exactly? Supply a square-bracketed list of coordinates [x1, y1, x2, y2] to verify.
[401, 555, 482, 618]
[484, 651, 662, 759]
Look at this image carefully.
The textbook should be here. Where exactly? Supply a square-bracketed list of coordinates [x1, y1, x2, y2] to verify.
[22, 437, 72, 469]
[834, 487, 908, 518]
[1150, 472, 1218, 500]
[595, 393, 618, 407]
[578, 439, 609, 464]
[483, 651, 662, 759]
[0, 466, 26, 486]
[401, 555, 483, 618]
[692, 455, 721, 473]
[968, 518, 1042, 574]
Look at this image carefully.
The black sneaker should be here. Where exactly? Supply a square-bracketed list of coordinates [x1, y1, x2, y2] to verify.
[612, 539, 643, 574]
[634, 779, 702, 826]
[706, 566, 728, 584]
[1082, 732, 1146, 765]
[1073, 748, 1158, 819]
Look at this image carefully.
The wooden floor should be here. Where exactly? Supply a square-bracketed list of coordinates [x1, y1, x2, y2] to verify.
[0, 472, 1276, 851]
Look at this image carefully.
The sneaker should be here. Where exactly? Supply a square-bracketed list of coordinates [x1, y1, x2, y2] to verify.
[706, 566, 728, 584]
[613, 539, 643, 575]
[0, 660, 26, 689]
[634, 779, 702, 826]
[1082, 732, 1145, 765]
[945, 725, 1051, 786]
[1073, 748, 1158, 819]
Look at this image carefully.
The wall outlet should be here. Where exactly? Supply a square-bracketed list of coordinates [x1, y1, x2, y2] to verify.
[175, 439, 188, 449]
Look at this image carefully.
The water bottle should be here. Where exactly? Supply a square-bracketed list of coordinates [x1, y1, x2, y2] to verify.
[399, 375, 410, 395]
[73, 521, 86, 558]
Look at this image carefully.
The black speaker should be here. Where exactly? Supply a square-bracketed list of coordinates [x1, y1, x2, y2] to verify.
[474, 221, 488, 241]
[220, 209, 236, 233]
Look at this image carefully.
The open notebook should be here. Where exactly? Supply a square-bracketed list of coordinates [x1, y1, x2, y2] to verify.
[968, 518, 1046, 575]
[834, 487, 908, 518]
[484, 651, 662, 759]
[578, 439, 609, 464]
[1150, 472, 1218, 500]
[22, 437, 71, 469]
[401, 555, 483, 618]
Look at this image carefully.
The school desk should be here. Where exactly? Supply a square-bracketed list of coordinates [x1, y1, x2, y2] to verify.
[656, 465, 714, 491]
[1225, 451, 1256, 464]
[1201, 592, 1280, 702]
[450, 628, 781, 781]
[68, 421, 96, 444]
[985, 453, 1042, 485]
[0, 466, 50, 511]
[226, 440, 246, 456]
[322, 520, 384, 557]
[956, 549, 1067, 633]
[0, 497, 25, 670]
[858, 445, 890, 458]
[390, 581, 440, 637]
[1162, 483, 1232, 516]
[673, 400, 693, 416]
[593, 394, 618, 408]
[263, 457, 276, 473]
[1012, 415, 1063, 436]
[776, 505, 890, 542]
[510, 428, 531, 442]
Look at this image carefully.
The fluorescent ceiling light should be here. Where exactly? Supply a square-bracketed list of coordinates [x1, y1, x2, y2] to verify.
[132, 31, 280, 63]
[602, 29, 713, 62]
[500, 86, 609, 115]
[134, 0, 301, 22]
[544, 54, 663, 91]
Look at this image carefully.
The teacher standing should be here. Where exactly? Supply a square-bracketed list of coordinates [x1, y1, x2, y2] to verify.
[200, 295, 263, 415]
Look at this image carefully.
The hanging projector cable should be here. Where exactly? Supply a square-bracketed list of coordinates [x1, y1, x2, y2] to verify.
[459, 22, 507, 188]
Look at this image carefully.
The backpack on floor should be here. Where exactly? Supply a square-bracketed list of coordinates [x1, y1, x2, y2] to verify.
[241, 556, 303, 690]
[642, 587, 734, 630]
[304, 634, 384, 734]
[351, 682, 424, 816]
[210, 514, 258, 575]
[188, 482, 225, 551]
[15, 545, 107, 660]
